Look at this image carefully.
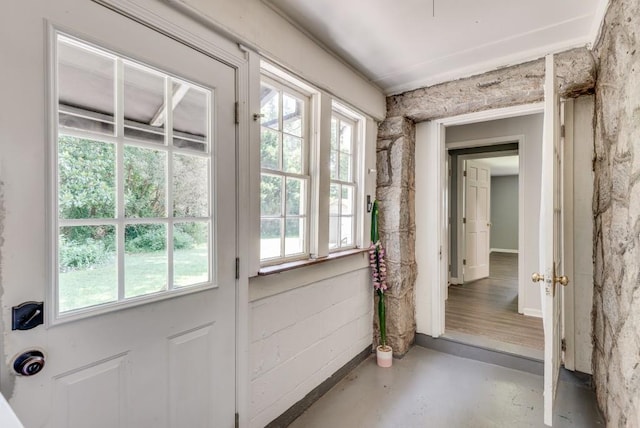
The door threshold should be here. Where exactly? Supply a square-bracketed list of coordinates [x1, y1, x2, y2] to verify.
[415, 333, 544, 376]
[442, 331, 544, 360]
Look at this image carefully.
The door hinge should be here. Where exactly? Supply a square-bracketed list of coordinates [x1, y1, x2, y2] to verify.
[463, 217, 466, 224]
[561, 338, 566, 352]
[463, 259, 467, 266]
[560, 124, 565, 138]
[235, 257, 240, 279]
[463, 170, 467, 177]
[235, 412, 239, 428]
[235, 102, 240, 124]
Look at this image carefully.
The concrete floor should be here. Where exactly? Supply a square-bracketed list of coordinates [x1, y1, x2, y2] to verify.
[289, 346, 604, 428]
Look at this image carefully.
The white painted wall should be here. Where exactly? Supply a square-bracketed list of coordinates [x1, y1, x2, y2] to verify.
[175, 0, 386, 120]
[569, 96, 595, 374]
[490, 175, 519, 251]
[445, 114, 544, 316]
[248, 261, 372, 428]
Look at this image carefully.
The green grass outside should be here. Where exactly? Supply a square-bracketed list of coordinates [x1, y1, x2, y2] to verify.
[59, 245, 208, 313]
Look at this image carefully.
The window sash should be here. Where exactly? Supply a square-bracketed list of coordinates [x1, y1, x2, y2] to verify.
[259, 76, 311, 264]
[329, 112, 358, 251]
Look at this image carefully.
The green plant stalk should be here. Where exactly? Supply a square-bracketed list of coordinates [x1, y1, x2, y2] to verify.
[377, 289, 386, 348]
[371, 200, 387, 348]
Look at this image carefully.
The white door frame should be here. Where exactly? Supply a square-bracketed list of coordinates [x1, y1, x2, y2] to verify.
[415, 103, 543, 337]
[91, 0, 252, 424]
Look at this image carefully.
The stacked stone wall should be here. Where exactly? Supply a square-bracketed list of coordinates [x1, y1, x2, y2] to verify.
[375, 117, 417, 355]
[592, 0, 640, 425]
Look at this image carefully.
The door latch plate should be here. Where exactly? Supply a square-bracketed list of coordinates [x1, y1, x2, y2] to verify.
[12, 301, 44, 330]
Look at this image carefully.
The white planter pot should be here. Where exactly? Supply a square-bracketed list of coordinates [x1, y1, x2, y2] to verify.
[376, 345, 393, 367]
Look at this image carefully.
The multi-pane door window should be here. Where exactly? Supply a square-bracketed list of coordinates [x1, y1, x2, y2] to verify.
[259, 77, 309, 262]
[329, 113, 357, 250]
[56, 34, 213, 314]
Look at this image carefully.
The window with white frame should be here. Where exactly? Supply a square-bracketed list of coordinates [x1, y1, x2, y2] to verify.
[259, 76, 310, 263]
[329, 112, 357, 250]
[55, 34, 213, 315]
[257, 63, 367, 269]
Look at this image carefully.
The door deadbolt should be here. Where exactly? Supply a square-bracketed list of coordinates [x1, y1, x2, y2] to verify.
[13, 350, 45, 376]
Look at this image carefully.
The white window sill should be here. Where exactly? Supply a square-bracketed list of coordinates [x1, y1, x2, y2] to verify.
[249, 248, 370, 302]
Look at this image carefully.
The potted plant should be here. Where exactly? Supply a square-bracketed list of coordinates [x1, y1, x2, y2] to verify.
[369, 200, 392, 367]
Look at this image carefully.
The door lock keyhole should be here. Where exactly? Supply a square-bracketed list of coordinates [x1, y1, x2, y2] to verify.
[13, 350, 46, 376]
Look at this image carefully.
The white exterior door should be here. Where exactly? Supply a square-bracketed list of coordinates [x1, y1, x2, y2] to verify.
[463, 160, 491, 282]
[1, 1, 237, 427]
[536, 54, 568, 427]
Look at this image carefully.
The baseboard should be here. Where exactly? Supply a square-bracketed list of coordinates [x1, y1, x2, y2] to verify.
[490, 248, 519, 254]
[523, 308, 543, 318]
[449, 277, 462, 285]
[265, 345, 372, 428]
[415, 333, 544, 376]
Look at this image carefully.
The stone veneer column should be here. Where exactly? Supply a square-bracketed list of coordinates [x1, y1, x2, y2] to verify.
[375, 116, 417, 356]
[592, 0, 640, 425]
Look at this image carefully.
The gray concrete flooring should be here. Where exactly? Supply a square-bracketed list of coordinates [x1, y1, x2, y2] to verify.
[289, 346, 603, 428]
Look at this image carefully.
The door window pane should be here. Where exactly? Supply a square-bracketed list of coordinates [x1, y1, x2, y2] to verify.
[174, 222, 209, 287]
[124, 63, 166, 144]
[124, 224, 167, 298]
[58, 136, 116, 219]
[58, 36, 115, 135]
[173, 82, 209, 152]
[173, 154, 208, 217]
[125, 146, 166, 218]
[59, 225, 116, 312]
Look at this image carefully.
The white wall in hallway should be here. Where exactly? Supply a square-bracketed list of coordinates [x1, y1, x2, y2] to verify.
[249, 266, 372, 428]
[490, 175, 519, 251]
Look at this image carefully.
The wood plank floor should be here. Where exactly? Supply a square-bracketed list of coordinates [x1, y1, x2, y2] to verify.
[445, 252, 544, 350]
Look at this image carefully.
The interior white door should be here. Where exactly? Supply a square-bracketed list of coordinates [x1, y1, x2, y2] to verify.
[1, 1, 237, 427]
[537, 54, 567, 427]
[463, 160, 491, 282]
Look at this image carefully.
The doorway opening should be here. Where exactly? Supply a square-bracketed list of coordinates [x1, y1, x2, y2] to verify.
[437, 114, 545, 359]
[445, 145, 543, 358]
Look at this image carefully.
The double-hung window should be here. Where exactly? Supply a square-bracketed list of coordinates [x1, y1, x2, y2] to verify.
[259, 76, 310, 263]
[257, 64, 367, 270]
[329, 112, 357, 250]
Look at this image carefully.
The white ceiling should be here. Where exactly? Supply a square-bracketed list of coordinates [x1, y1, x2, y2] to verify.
[265, 0, 608, 94]
[478, 155, 519, 176]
